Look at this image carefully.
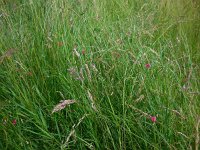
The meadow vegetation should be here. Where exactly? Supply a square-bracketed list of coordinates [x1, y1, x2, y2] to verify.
[0, 0, 200, 149]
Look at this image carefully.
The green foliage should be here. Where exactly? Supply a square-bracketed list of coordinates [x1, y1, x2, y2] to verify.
[0, 0, 199, 149]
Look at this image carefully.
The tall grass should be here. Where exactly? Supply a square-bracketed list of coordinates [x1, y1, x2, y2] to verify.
[0, 0, 199, 149]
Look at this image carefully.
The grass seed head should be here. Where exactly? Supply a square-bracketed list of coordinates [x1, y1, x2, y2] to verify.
[52, 100, 76, 114]
[73, 47, 80, 58]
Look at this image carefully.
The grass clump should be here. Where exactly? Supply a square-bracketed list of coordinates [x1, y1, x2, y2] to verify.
[0, 0, 199, 149]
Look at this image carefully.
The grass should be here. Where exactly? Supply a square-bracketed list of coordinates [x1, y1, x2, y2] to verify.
[0, 0, 200, 149]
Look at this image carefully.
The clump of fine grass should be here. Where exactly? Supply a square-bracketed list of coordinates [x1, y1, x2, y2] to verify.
[0, 0, 199, 149]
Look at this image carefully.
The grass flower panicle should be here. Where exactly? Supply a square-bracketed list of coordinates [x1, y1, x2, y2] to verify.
[52, 100, 76, 114]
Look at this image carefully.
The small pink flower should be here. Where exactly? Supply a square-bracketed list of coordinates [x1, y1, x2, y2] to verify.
[12, 119, 17, 125]
[150, 116, 156, 123]
[145, 63, 151, 69]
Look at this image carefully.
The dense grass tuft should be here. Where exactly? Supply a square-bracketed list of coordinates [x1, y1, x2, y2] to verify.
[0, 0, 200, 149]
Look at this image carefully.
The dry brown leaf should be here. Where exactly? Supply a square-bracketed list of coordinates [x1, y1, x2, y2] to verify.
[85, 64, 91, 81]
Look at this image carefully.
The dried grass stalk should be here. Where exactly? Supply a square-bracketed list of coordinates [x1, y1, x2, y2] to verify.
[79, 67, 84, 79]
[195, 117, 200, 150]
[91, 63, 98, 72]
[128, 104, 150, 118]
[73, 47, 80, 58]
[177, 132, 189, 139]
[62, 114, 88, 148]
[85, 64, 91, 81]
[135, 95, 145, 103]
[161, 106, 186, 120]
[87, 90, 97, 111]
[68, 67, 84, 81]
